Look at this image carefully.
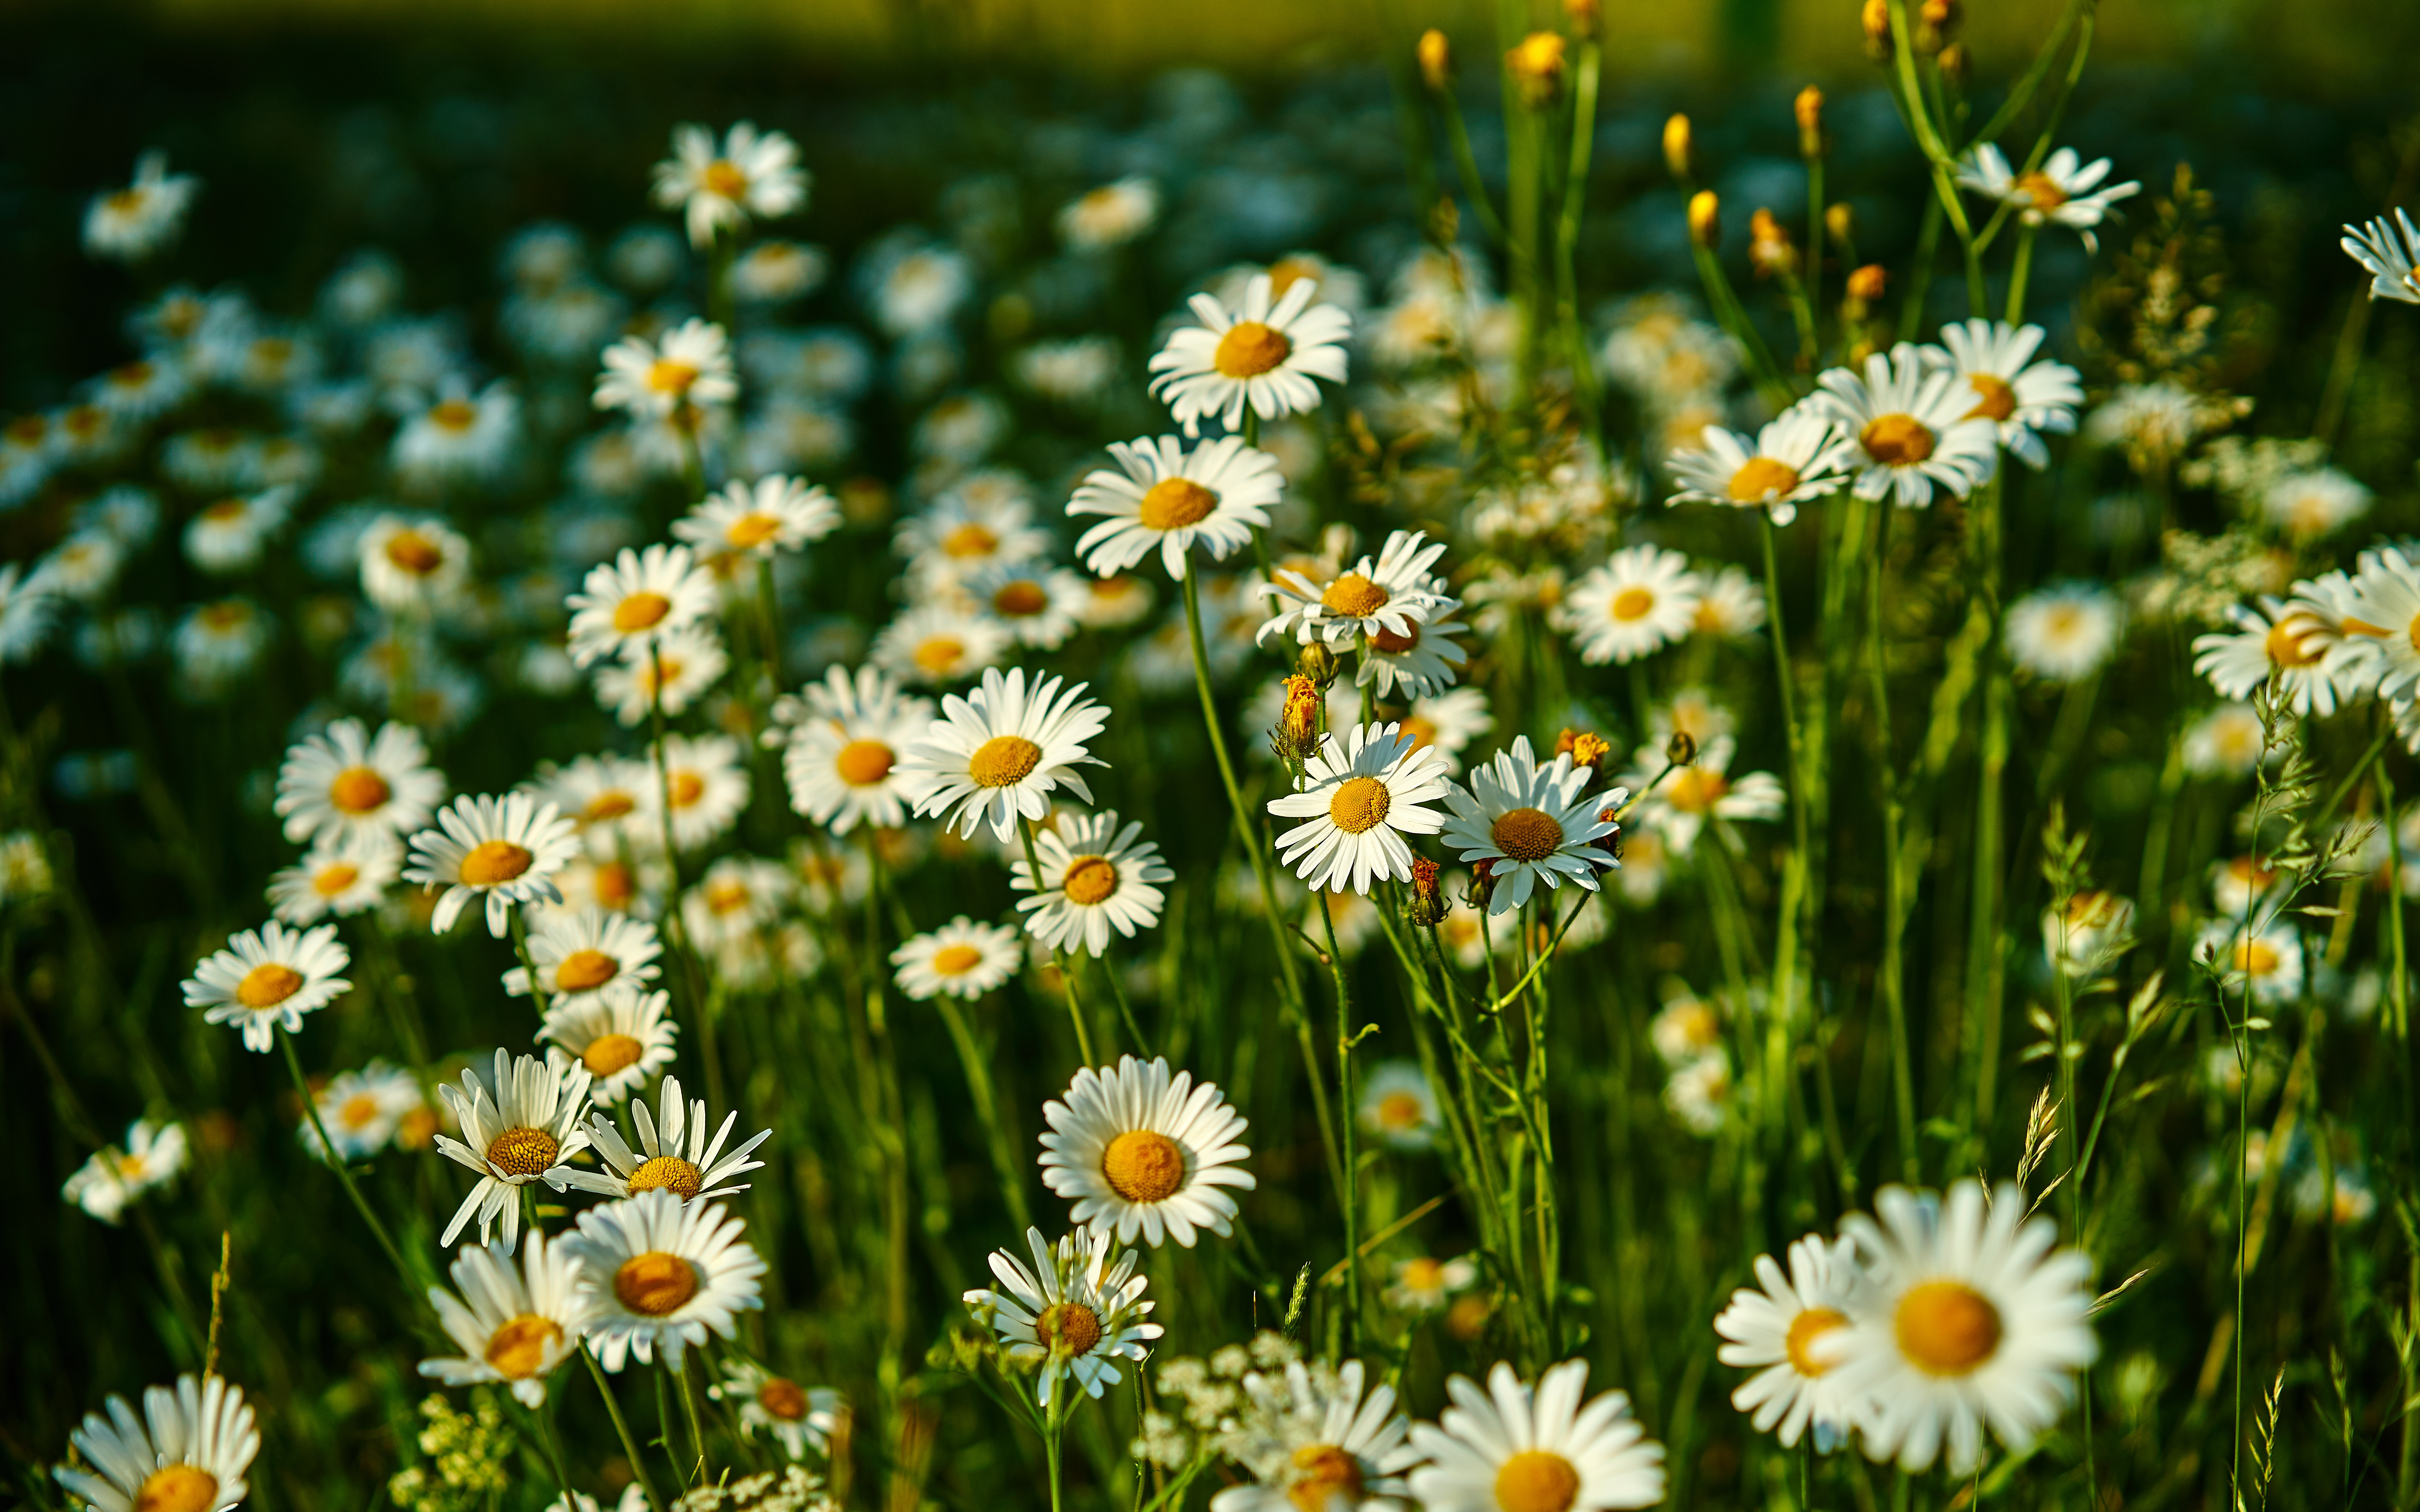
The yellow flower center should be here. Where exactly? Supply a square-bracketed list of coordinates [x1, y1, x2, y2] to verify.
[583, 791, 637, 823]
[556, 949, 620, 993]
[703, 160, 749, 198]
[646, 359, 699, 396]
[726, 513, 783, 549]
[429, 399, 479, 432]
[758, 1377, 810, 1420]
[705, 881, 751, 915]
[670, 772, 706, 808]
[912, 636, 966, 676]
[835, 739, 896, 787]
[236, 962, 304, 1008]
[134, 1466, 219, 1512]
[613, 591, 673, 633]
[1321, 573, 1389, 618]
[1288, 1445, 1367, 1512]
[1894, 1279, 2003, 1375]
[1139, 478, 1219, 531]
[399, 1106, 439, 1148]
[629, 1155, 705, 1199]
[1329, 775, 1393, 835]
[2014, 171, 2069, 211]
[485, 1125, 561, 1177]
[201, 497, 249, 523]
[1860, 413, 1936, 465]
[1493, 1450, 1581, 1512]
[330, 765, 392, 814]
[484, 1313, 564, 1379]
[1610, 587, 1656, 622]
[340, 1092, 382, 1129]
[1784, 1305, 1848, 1376]
[1667, 767, 1731, 812]
[993, 581, 1049, 617]
[2264, 616, 2325, 669]
[1375, 1091, 1426, 1131]
[942, 523, 999, 558]
[461, 839, 535, 886]
[1034, 1300, 1105, 1356]
[1965, 374, 2017, 423]
[1490, 807, 1565, 862]
[384, 530, 446, 575]
[1102, 1128, 1187, 1202]
[1401, 1257, 1444, 1290]
[969, 735, 1043, 787]
[312, 863, 360, 898]
[1063, 856, 1119, 905]
[1213, 320, 1293, 378]
[2234, 939, 2281, 975]
[1727, 456, 1801, 502]
[1399, 715, 1439, 751]
[595, 860, 638, 911]
[584, 1032, 646, 1077]
[614, 1251, 700, 1315]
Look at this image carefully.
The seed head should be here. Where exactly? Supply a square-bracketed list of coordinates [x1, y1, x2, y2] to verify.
[1666, 729, 1699, 768]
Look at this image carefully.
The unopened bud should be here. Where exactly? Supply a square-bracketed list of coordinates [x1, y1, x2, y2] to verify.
[1846, 263, 1888, 303]
[1505, 32, 1567, 105]
[1794, 86, 1826, 159]
[1666, 729, 1698, 768]
[1406, 858, 1449, 929]
[1687, 190, 1721, 250]
[1917, 0, 1960, 52]
[1861, 0, 1893, 60]
[1417, 29, 1452, 92]
[1296, 640, 1339, 688]
[1748, 208, 1799, 279]
[1937, 41, 1969, 85]
[1272, 675, 1323, 764]
[1825, 202, 1856, 246]
[1662, 113, 1694, 183]
[1591, 802, 1626, 863]
[1468, 858, 1498, 910]
[1563, 0, 1601, 41]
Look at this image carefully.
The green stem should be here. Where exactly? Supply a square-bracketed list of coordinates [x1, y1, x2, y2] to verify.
[2004, 225, 2039, 325]
[280, 1029, 417, 1289]
[1020, 817, 1095, 1066]
[584, 1347, 666, 1512]
[932, 989, 1033, 1230]
[1865, 502, 1919, 1181]
[1316, 894, 1362, 1350]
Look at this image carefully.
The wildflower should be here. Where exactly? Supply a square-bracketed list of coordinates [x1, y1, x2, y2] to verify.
[1505, 32, 1567, 104]
[1954, 144, 2139, 252]
[1407, 1360, 1666, 1512]
[360, 514, 474, 614]
[1923, 320, 2082, 469]
[2005, 583, 2123, 682]
[2190, 598, 2345, 716]
[966, 559, 1087, 650]
[420, 1233, 592, 1406]
[1260, 531, 1457, 650]
[675, 475, 840, 560]
[653, 122, 808, 249]
[2044, 890, 2135, 979]
[1148, 273, 1352, 437]
[712, 1361, 842, 1460]
[54, 1375, 258, 1512]
[405, 793, 580, 937]
[894, 667, 1108, 841]
[1618, 734, 1784, 855]
[895, 479, 1050, 588]
[2342, 208, 2420, 305]
[1068, 434, 1283, 580]
[778, 664, 935, 834]
[302, 1061, 425, 1162]
[392, 381, 522, 489]
[565, 543, 718, 668]
[1439, 736, 1621, 915]
[567, 1189, 768, 1372]
[184, 486, 294, 575]
[1385, 1254, 1477, 1314]
[2261, 468, 2372, 541]
[0, 564, 58, 664]
[1665, 1050, 1735, 1135]
[1558, 546, 1702, 665]
[1665, 408, 1848, 525]
[1039, 1055, 1256, 1248]
[1418, 29, 1452, 90]
[891, 916, 1023, 1000]
[963, 1225, 1162, 1405]
[183, 921, 351, 1052]
[1011, 810, 1173, 958]
[62, 1120, 188, 1224]
[1814, 345, 1999, 506]
[1059, 177, 1160, 252]
[870, 602, 1010, 686]
[2197, 918, 2304, 1005]
[1212, 1359, 1423, 1512]
[567, 1075, 771, 1203]
[266, 836, 398, 926]
[1269, 722, 1452, 895]
[1357, 1060, 1441, 1151]
[595, 319, 738, 420]
[83, 152, 200, 262]
[647, 733, 753, 851]
[433, 1050, 595, 1249]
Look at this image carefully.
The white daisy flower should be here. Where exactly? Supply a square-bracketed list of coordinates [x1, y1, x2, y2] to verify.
[594, 319, 738, 420]
[565, 1074, 771, 1203]
[646, 733, 753, 851]
[1269, 722, 1451, 895]
[565, 543, 718, 668]
[1259, 530, 1456, 650]
[1148, 273, 1352, 437]
[563, 1189, 768, 1372]
[1650, 992, 1724, 1067]
[1439, 735, 1621, 916]
[1954, 144, 2140, 251]
[652, 122, 808, 249]
[962, 1225, 1162, 1405]
[183, 486, 294, 575]
[2189, 597, 2343, 715]
[1038, 1054, 1256, 1248]
[2182, 702, 2266, 778]
[1923, 320, 2082, 470]
[61, 1119, 189, 1225]
[0, 563, 58, 664]
[1067, 434, 1283, 580]
[1383, 1253, 1477, 1314]
[2343, 208, 2420, 305]
[538, 987, 678, 1105]
[1010, 810, 1173, 957]
[2044, 889, 2135, 980]
[711, 1360, 842, 1460]
[1829, 1181, 2097, 1474]
[526, 754, 654, 859]
[172, 599, 273, 691]
[870, 602, 1012, 685]
[674, 475, 839, 560]
[82, 152, 201, 262]
[2209, 854, 2285, 919]
[1713, 1234, 1867, 1452]
[507, 907, 664, 1004]
[895, 483, 1050, 586]
[2261, 467, 2372, 541]
[182, 921, 351, 1052]
[594, 623, 728, 727]
[1813, 345, 1999, 507]
[32, 530, 125, 603]
[2004, 582, 2123, 682]
[405, 793, 580, 937]
[432, 1049, 597, 1250]
[266, 834, 399, 925]
[1212, 1359, 1422, 1512]
[1397, 687, 1495, 774]
[778, 664, 934, 835]
[1556, 546, 1702, 666]
[680, 854, 795, 954]
[419, 1231, 594, 1407]
[730, 240, 828, 306]
[1406, 1360, 1666, 1512]
[964, 559, 1088, 650]
[359, 514, 473, 614]
[1068, 573, 1156, 629]
[392, 381, 522, 489]
[894, 667, 1108, 841]
[1665, 407, 1849, 525]
[866, 240, 973, 336]
[1617, 734, 1784, 855]
[1058, 177, 1161, 252]
[88, 356, 190, 420]
[891, 915, 1023, 1000]
[2196, 918, 2305, 1006]
[301, 1061, 425, 1162]
[54, 1374, 258, 1512]
[1688, 566, 1766, 642]
[1356, 1060, 1442, 1152]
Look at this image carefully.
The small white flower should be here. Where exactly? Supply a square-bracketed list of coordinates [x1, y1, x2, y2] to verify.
[83, 152, 201, 262]
[1557, 546, 1701, 666]
[594, 319, 738, 419]
[1148, 274, 1352, 437]
[403, 792, 581, 937]
[1269, 723, 1451, 895]
[871, 602, 1011, 686]
[1439, 735, 1620, 916]
[61, 1120, 188, 1224]
[1211, 1358, 1422, 1512]
[1922, 320, 2082, 470]
[891, 915, 1023, 1000]
[1039, 1055, 1256, 1248]
[712, 1360, 842, 1461]
[593, 623, 728, 727]
[963, 1225, 1162, 1406]
[2005, 582, 2122, 682]
[1010, 810, 1173, 957]
[1712, 1234, 1867, 1452]
[565, 1074, 771, 1203]
[565, 543, 718, 668]
[419, 1232, 594, 1407]
[1813, 345, 1999, 507]
[1357, 1061, 1442, 1152]
[182, 921, 351, 1052]
[1407, 1360, 1666, 1512]
[646, 733, 753, 852]
[674, 475, 839, 559]
[895, 667, 1108, 841]
[433, 1050, 597, 1250]
[266, 835, 399, 925]
[564, 1189, 768, 1372]
[652, 122, 809, 249]
[1058, 177, 1160, 252]
[54, 1374, 258, 1512]
[1954, 144, 2140, 252]
[1665, 406, 1849, 525]
[359, 514, 474, 614]
[1260, 530, 1456, 650]
[1069, 435, 1283, 581]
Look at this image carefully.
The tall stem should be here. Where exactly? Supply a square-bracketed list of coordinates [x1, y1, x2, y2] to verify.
[584, 1346, 667, 1512]
[1317, 894, 1362, 1349]
[280, 1029, 417, 1289]
[1020, 817, 1095, 1065]
[1865, 502, 1918, 1181]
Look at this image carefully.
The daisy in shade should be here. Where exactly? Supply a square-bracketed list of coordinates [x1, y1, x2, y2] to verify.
[1059, 177, 1160, 251]
[870, 602, 1011, 685]
[538, 987, 678, 1104]
[964, 558, 1088, 650]
[712, 1361, 843, 1460]
[62, 1120, 189, 1224]
[2343, 209, 2420, 305]
[1955, 144, 2139, 252]
[0, 564, 58, 664]
[2196, 918, 2305, 1006]
[1039, 1054, 1256, 1248]
[895, 486, 1053, 591]
[1270, 723, 1451, 895]
[2182, 702, 2266, 778]
[2341, 548, 2420, 702]
[565, 543, 717, 668]
[1407, 1360, 1666, 1512]
[564, 1189, 768, 1372]
[405, 792, 580, 936]
[1357, 605, 1468, 699]
[1357, 1060, 1442, 1151]
[1923, 320, 2083, 469]
[1213, 1359, 1422, 1512]
[1557, 547, 1702, 666]
[1814, 345, 1999, 507]
[1397, 687, 1494, 775]
[963, 1225, 1162, 1405]
[2005, 583, 2123, 683]
[433, 1050, 595, 1250]
[1067, 434, 1284, 580]
[1828, 1181, 2097, 1474]
[1260, 530, 1456, 650]
[895, 667, 1108, 841]
[680, 855, 794, 955]
[90, 357, 190, 421]
[184, 487, 294, 575]
[566, 1074, 771, 1203]
[1619, 734, 1784, 855]
[892, 916, 1023, 1000]
[594, 623, 727, 726]
[1069, 573, 1156, 628]
[1148, 273, 1352, 437]
[527, 755, 654, 858]
[674, 475, 839, 559]
[594, 319, 738, 421]
[1011, 810, 1173, 957]
[646, 733, 753, 851]
[266, 835, 399, 924]
[653, 122, 808, 249]
[419, 1231, 593, 1407]
[2264, 468, 2372, 542]
[392, 381, 522, 490]
[182, 921, 351, 1052]
[54, 1375, 258, 1512]
[359, 514, 473, 614]
[1439, 735, 1621, 916]
[1713, 1233, 1867, 1452]
[2190, 597, 2346, 716]
[1385, 1254, 1477, 1314]
[1691, 566, 1766, 641]
[82, 151, 201, 262]
[302, 1061, 424, 1162]
[1665, 407, 1849, 525]
[275, 719, 446, 847]
[779, 664, 935, 834]
[507, 908, 663, 1004]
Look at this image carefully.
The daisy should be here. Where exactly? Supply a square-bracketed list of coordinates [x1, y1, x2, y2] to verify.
[1557, 546, 1701, 666]
[54, 1375, 258, 1512]
[507, 907, 664, 1004]
[1269, 722, 1451, 895]
[405, 792, 580, 937]
[183, 486, 294, 575]
[1148, 273, 1352, 437]
[1357, 1060, 1442, 1151]
[1212, 1359, 1423, 1512]
[778, 664, 935, 834]
[866, 238, 973, 336]
[182, 921, 350, 1052]
[392, 381, 522, 489]
[535, 987, 678, 1109]
[1407, 1360, 1666, 1512]
[1011, 810, 1173, 957]
[1665, 408, 1849, 525]
[276, 718, 446, 847]
[302, 1061, 424, 1162]
[1439, 735, 1621, 916]
[359, 514, 473, 614]
[61, 1120, 189, 1224]
[1923, 320, 2083, 469]
[1618, 734, 1785, 855]
[1713, 1234, 1867, 1452]
[1397, 687, 1495, 774]
[894, 667, 1107, 841]
[88, 356, 191, 421]
[566, 1074, 771, 1203]
[1039, 1054, 1256, 1248]
[2044, 889, 2135, 979]
[1068, 573, 1156, 629]
[2197, 918, 2305, 1006]
[2209, 853, 2286, 918]
[870, 602, 1011, 685]
[1064, 434, 1281, 583]
[594, 319, 738, 421]
[964, 559, 1088, 650]
[82, 152, 201, 262]
[565, 543, 718, 668]
[1016, 336, 1121, 406]
[2338, 548, 2420, 702]
[0, 564, 58, 664]
[526, 754, 653, 859]
[2004, 582, 2122, 682]
[1059, 177, 1161, 252]
[1813, 345, 1999, 507]
[895, 485, 1052, 589]
[680, 854, 795, 954]
[1260, 531, 1456, 650]
[674, 475, 839, 560]
[1385, 1254, 1478, 1314]
[1828, 1182, 2097, 1473]
[2343, 208, 2420, 305]
[891, 915, 1023, 1000]
[730, 240, 828, 305]
[2262, 468, 2372, 541]
[1955, 143, 2140, 252]
[267, 835, 399, 924]
[2190, 597, 2345, 715]
[963, 1225, 1162, 1405]
[564, 1189, 768, 1372]
[594, 623, 728, 726]
[432, 1049, 596, 1250]
[1650, 992, 1724, 1067]
[712, 1360, 842, 1460]
[652, 122, 808, 248]
[2183, 702, 2266, 778]
[33, 530, 125, 603]
[419, 1231, 594, 1406]
[647, 733, 753, 851]
[172, 600, 273, 691]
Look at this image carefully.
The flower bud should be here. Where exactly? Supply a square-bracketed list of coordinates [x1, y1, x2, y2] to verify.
[1938, 41, 1970, 85]
[1468, 858, 1498, 910]
[1825, 202, 1856, 246]
[1662, 113, 1694, 183]
[1296, 640, 1340, 688]
[1563, 0, 1601, 41]
[1418, 29, 1452, 92]
[1555, 727, 1614, 781]
[1861, 0, 1893, 60]
[1794, 86, 1826, 159]
[1917, 0, 1960, 52]
[1506, 32, 1568, 105]
[1748, 208, 1800, 279]
[1591, 802, 1626, 862]
[1846, 263, 1888, 303]
[1687, 190, 1721, 250]
[1271, 675, 1323, 765]
[1666, 729, 1698, 768]
[1406, 858, 1449, 929]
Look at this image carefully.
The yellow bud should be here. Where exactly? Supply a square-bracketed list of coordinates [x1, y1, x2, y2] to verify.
[1417, 29, 1452, 92]
[1505, 32, 1568, 104]
[1918, 0, 1961, 52]
[1563, 0, 1602, 41]
[1748, 207, 1799, 279]
[1825, 202, 1856, 246]
[1794, 86, 1826, 158]
[1662, 113, 1694, 183]
[1938, 41, 1970, 85]
[1688, 190, 1721, 250]
[1861, 0, 1894, 60]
